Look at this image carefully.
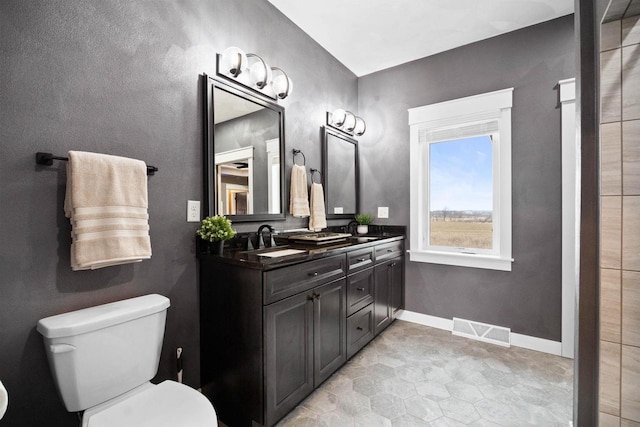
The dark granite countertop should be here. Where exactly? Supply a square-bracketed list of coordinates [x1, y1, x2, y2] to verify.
[199, 232, 405, 271]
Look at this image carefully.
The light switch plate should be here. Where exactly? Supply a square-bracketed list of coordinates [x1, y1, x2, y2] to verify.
[187, 200, 200, 222]
[378, 206, 389, 218]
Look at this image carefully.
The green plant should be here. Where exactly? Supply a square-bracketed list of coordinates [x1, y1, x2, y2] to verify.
[197, 215, 237, 242]
[355, 213, 373, 225]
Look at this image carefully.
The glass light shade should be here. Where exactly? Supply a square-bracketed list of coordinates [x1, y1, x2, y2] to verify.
[331, 109, 347, 127]
[354, 116, 366, 136]
[271, 68, 292, 99]
[220, 46, 247, 77]
[343, 111, 356, 132]
[248, 55, 272, 89]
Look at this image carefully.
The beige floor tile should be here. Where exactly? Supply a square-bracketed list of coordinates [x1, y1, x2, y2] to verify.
[623, 45, 640, 121]
[602, 196, 622, 269]
[622, 345, 640, 421]
[624, 120, 640, 196]
[600, 340, 622, 416]
[602, 49, 622, 123]
[603, 20, 622, 51]
[602, 268, 622, 342]
[603, 121, 623, 195]
[623, 197, 640, 271]
[623, 271, 640, 346]
[276, 321, 573, 427]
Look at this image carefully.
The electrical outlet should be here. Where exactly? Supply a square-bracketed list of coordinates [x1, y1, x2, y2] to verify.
[378, 206, 389, 219]
[187, 200, 200, 222]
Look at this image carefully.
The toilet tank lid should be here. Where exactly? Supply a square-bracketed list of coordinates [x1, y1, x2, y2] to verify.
[37, 294, 170, 339]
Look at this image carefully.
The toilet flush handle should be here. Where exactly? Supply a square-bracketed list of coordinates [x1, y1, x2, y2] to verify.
[49, 344, 76, 354]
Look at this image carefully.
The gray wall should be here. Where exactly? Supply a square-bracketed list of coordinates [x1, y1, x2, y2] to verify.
[357, 15, 575, 341]
[0, 0, 356, 425]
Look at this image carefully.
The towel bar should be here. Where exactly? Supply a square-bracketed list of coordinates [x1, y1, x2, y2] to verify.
[35, 152, 159, 176]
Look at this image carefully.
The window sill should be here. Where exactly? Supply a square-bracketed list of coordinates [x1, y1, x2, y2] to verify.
[408, 250, 513, 271]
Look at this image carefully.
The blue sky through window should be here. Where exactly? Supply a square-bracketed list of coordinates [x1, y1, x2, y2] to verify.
[429, 135, 493, 212]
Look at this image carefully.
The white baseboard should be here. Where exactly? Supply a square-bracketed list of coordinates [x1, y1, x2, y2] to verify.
[396, 310, 562, 356]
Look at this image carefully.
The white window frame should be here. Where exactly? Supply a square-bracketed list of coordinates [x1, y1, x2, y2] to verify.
[408, 88, 513, 271]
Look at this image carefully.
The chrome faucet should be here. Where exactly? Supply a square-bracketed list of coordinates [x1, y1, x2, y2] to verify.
[256, 224, 275, 249]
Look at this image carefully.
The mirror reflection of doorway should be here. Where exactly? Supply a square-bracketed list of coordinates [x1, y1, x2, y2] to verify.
[215, 146, 254, 215]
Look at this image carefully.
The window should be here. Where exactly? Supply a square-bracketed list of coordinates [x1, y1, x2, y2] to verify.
[409, 88, 513, 271]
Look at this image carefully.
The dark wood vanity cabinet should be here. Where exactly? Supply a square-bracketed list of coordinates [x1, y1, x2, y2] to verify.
[374, 256, 404, 335]
[264, 278, 346, 426]
[200, 237, 404, 427]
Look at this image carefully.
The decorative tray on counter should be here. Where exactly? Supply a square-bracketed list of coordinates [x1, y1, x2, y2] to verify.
[288, 232, 352, 245]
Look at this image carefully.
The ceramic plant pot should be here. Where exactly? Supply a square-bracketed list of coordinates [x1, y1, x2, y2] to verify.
[357, 225, 369, 234]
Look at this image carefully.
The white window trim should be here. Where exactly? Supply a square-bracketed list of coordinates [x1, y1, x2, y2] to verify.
[408, 88, 513, 271]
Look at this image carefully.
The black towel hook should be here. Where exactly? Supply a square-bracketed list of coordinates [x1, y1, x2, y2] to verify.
[292, 149, 306, 166]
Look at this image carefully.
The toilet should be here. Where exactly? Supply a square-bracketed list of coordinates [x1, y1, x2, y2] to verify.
[37, 294, 217, 427]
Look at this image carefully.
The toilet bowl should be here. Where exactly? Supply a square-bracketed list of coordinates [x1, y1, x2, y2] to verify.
[37, 294, 217, 427]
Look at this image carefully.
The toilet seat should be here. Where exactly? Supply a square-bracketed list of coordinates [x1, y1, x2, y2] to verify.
[83, 380, 218, 427]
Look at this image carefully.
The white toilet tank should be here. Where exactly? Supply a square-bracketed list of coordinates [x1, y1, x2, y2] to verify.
[37, 294, 170, 412]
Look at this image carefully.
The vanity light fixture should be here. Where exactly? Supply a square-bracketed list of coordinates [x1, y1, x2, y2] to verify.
[271, 67, 293, 99]
[327, 109, 366, 136]
[220, 46, 248, 77]
[217, 47, 292, 100]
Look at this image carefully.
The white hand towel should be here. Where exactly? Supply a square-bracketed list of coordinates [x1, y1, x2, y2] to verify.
[289, 164, 310, 217]
[64, 151, 152, 270]
[0, 380, 7, 420]
[309, 183, 327, 232]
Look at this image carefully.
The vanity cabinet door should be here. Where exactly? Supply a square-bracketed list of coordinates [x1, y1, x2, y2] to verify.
[389, 257, 404, 319]
[264, 292, 314, 427]
[313, 279, 347, 386]
[373, 263, 392, 335]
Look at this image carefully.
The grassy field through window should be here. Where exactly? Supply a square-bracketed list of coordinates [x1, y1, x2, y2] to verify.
[429, 219, 492, 249]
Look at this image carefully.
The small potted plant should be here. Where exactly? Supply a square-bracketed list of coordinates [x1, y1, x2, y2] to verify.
[197, 215, 237, 255]
[354, 213, 373, 235]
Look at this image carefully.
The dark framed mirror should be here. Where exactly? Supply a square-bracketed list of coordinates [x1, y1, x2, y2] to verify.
[322, 126, 359, 220]
[202, 74, 286, 222]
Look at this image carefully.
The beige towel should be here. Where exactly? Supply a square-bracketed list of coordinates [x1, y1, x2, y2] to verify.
[289, 164, 310, 217]
[309, 183, 327, 232]
[64, 151, 151, 270]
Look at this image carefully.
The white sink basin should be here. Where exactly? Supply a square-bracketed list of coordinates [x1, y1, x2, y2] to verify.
[256, 249, 307, 258]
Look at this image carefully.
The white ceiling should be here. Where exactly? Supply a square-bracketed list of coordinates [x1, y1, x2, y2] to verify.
[267, 0, 574, 77]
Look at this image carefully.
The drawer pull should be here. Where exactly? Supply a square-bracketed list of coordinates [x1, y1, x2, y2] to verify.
[314, 293, 321, 300]
[356, 326, 363, 331]
[308, 272, 319, 277]
[386, 249, 394, 253]
[357, 258, 367, 262]
[356, 287, 365, 291]
[307, 294, 315, 301]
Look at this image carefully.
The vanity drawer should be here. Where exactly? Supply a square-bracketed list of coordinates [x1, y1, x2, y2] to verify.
[374, 241, 404, 264]
[347, 304, 374, 359]
[347, 247, 374, 274]
[264, 254, 346, 304]
[346, 268, 374, 316]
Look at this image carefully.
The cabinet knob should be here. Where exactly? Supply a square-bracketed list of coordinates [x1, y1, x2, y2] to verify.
[307, 295, 315, 301]
[308, 272, 319, 277]
[356, 326, 363, 331]
[357, 258, 367, 262]
[389, 262, 396, 267]
[314, 293, 321, 300]
[356, 287, 365, 291]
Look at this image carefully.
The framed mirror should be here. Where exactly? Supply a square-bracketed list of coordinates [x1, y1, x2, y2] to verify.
[322, 126, 359, 219]
[203, 74, 286, 222]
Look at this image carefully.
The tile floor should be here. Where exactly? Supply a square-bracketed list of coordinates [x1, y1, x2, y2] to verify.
[275, 320, 573, 427]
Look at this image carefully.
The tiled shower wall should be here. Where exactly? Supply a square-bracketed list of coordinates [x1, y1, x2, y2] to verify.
[599, 14, 640, 427]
